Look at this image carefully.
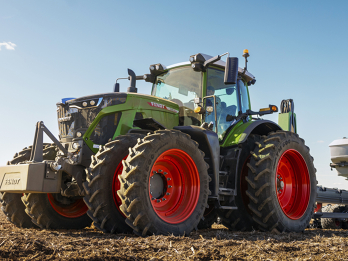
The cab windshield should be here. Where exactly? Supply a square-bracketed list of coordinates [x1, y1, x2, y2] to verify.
[152, 66, 202, 126]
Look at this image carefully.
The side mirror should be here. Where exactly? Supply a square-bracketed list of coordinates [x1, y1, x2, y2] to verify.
[224, 57, 239, 85]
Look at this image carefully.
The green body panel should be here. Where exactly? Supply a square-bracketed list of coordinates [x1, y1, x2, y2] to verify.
[220, 120, 255, 147]
[278, 112, 297, 133]
[83, 93, 180, 153]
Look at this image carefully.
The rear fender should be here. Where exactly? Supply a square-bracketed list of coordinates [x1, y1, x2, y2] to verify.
[221, 120, 282, 147]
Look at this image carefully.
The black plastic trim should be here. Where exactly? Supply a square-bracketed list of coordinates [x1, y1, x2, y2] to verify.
[174, 125, 220, 198]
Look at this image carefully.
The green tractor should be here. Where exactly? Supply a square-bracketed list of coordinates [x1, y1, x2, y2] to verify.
[0, 50, 317, 236]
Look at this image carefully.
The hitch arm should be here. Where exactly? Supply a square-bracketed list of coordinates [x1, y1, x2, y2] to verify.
[30, 121, 68, 162]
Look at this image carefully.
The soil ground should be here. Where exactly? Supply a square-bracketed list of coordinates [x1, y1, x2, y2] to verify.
[1, 211, 348, 260]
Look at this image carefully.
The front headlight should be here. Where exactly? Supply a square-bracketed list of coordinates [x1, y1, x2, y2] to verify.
[206, 106, 214, 113]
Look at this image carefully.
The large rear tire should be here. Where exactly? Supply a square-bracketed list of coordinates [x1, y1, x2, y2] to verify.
[83, 134, 143, 233]
[246, 131, 317, 232]
[218, 135, 260, 231]
[0, 144, 55, 228]
[118, 130, 210, 236]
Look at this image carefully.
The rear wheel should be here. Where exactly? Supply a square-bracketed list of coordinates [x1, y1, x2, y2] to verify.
[246, 131, 317, 232]
[83, 134, 143, 233]
[118, 130, 210, 236]
[0, 144, 55, 228]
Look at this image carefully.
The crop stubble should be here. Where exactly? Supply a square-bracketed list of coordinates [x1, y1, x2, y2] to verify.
[1, 209, 348, 260]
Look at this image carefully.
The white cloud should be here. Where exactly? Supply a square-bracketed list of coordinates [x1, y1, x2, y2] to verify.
[0, 42, 16, 51]
[317, 140, 324, 143]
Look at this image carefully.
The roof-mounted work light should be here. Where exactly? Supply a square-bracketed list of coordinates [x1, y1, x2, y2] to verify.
[149, 63, 166, 75]
[189, 53, 206, 72]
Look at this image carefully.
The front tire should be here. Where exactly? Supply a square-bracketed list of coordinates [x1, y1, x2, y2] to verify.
[22, 193, 91, 229]
[21, 145, 91, 229]
[0, 144, 55, 228]
[118, 130, 210, 236]
[83, 134, 143, 233]
[246, 131, 317, 232]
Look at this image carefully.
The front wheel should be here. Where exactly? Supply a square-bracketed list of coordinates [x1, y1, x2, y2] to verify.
[118, 130, 210, 236]
[22, 193, 91, 229]
[83, 134, 144, 233]
[0, 144, 56, 228]
[246, 131, 317, 232]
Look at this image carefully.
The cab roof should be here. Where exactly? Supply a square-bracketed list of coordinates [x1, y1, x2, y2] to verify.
[165, 53, 256, 83]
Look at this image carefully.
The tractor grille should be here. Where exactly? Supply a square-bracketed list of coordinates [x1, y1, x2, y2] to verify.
[57, 105, 78, 138]
[57, 93, 127, 142]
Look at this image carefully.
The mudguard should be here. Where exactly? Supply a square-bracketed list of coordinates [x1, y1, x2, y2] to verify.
[222, 120, 282, 147]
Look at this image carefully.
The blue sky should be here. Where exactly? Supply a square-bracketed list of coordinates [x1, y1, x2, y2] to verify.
[1, 1, 348, 188]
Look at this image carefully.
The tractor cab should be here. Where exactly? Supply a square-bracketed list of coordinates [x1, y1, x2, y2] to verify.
[151, 52, 256, 140]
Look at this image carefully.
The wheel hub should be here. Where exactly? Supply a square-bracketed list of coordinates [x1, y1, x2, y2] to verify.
[150, 169, 174, 204]
[277, 175, 285, 193]
[150, 171, 167, 199]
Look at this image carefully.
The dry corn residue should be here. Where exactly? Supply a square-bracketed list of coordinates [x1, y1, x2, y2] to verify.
[1, 211, 348, 260]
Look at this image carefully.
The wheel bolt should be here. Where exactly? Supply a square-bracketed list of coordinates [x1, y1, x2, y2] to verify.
[158, 169, 162, 172]
[156, 199, 161, 203]
[163, 172, 168, 175]
[152, 197, 155, 200]
[162, 198, 166, 201]
[168, 185, 172, 188]
[167, 178, 171, 181]
[166, 192, 170, 196]
[153, 171, 157, 174]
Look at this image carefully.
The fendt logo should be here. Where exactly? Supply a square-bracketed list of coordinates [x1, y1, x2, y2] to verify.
[147, 102, 179, 113]
[5, 178, 20, 185]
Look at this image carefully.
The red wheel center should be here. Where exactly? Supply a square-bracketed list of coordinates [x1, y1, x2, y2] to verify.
[112, 156, 128, 217]
[47, 193, 87, 218]
[276, 149, 310, 220]
[149, 149, 200, 224]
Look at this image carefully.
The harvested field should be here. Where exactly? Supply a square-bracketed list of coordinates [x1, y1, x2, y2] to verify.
[1, 210, 348, 260]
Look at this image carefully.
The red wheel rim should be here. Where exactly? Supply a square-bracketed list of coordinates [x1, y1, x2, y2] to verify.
[112, 156, 127, 217]
[276, 149, 310, 220]
[149, 149, 200, 224]
[47, 194, 87, 218]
